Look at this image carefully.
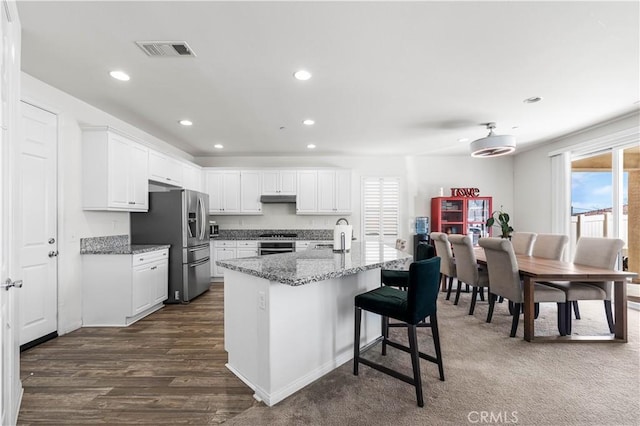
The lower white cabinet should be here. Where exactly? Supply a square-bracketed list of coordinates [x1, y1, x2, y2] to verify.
[296, 240, 332, 251]
[212, 240, 259, 279]
[237, 240, 259, 258]
[212, 240, 237, 278]
[82, 248, 169, 326]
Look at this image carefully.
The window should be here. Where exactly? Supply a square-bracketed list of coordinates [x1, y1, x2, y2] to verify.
[361, 177, 400, 244]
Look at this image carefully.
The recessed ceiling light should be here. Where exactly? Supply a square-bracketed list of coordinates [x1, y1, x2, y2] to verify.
[179, 119, 193, 126]
[214, 144, 223, 149]
[457, 138, 469, 143]
[523, 96, 543, 104]
[109, 70, 130, 81]
[303, 119, 315, 126]
[307, 144, 316, 149]
[294, 70, 312, 81]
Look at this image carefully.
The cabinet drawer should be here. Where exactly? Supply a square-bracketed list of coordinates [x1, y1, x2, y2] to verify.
[132, 249, 168, 267]
[214, 240, 237, 248]
[237, 240, 258, 248]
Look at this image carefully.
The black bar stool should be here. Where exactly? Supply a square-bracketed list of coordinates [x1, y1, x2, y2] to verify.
[353, 257, 444, 407]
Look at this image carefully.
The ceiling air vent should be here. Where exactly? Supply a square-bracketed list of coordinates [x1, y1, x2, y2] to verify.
[135, 41, 196, 57]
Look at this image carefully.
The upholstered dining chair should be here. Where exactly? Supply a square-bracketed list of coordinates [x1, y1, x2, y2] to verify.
[430, 232, 457, 300]
[531, 233, 569, 260]
[478, 238, 567, 337]
[448, 234, 489, 315]
[354, 257, 444, 407]
[544, 237, 624, 334]
[510, 232, 537, 256]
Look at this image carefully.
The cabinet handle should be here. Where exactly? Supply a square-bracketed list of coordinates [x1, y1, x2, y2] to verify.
[139, 258, 144, 261]
[151, 266, 157, 270]
[129, 201, 136, 205]
[166, 177, 171, 181]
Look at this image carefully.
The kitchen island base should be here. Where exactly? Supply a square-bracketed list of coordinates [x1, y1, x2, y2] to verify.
[223, 268, 382, 406]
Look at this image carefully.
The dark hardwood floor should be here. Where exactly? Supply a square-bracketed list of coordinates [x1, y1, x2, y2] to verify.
[17, 283, 257, 425]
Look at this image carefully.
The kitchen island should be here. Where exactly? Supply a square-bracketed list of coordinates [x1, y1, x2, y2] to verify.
[217, 241, 411, 406]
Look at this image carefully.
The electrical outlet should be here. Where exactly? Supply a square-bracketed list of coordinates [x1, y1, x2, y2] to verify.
[258, 291, 266, 310]
[175, 290, 180, 300]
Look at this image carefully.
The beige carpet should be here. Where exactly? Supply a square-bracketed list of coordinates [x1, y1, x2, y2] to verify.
[225, 295, 640, 426]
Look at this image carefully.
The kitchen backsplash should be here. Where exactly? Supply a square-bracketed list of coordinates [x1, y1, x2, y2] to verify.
[209, 203, 353, 232]
[216, 229, 334, 240]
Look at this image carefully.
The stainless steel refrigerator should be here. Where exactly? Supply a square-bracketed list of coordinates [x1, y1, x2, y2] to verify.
[131, 189, 210, 303]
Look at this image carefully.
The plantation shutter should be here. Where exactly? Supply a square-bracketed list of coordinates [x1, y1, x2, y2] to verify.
[362, 177, 400, 242]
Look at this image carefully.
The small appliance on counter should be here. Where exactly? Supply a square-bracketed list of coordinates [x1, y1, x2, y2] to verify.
[209, 221, 219, 237]
[333, 218, 352, 253]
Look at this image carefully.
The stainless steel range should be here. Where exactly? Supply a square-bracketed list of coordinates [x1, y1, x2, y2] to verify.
[258, 233, 297, 255]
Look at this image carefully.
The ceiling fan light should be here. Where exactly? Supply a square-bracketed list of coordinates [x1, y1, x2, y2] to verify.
[470, 134, 516, 158]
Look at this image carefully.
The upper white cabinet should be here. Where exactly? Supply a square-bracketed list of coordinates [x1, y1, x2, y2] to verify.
[182, 162, 203, 192]
[203, 167, 352, 215]
[262, 170, 297, 195]
[205, 170, 241, 213]
[317, 170, 352, 214]
[82, 127, 149, 211]
[296, 170, 317, 214]
[240, 170, 262, 214]
[149, 150, 183, 187]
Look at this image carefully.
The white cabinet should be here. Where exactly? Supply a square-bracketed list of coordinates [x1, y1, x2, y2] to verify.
[212, 240, 237, 278]
[262, 170, 297, 195]
[237, 240, 259, 258]
[240, 171, 263, 214]
[296, 170, 317, 214]
[82, 248, 169, 326]
[296, 240, 332, 251]
[317, 170, 352, 214]
[149, 150, 183, 186]
[82, 127, 149, 211]
[296, 169, 352, 215]
[206, 170, 241, 214]
[182, 162, 203, 192]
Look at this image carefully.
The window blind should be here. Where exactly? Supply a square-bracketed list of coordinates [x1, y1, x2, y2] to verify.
[362, 177, 400, 242]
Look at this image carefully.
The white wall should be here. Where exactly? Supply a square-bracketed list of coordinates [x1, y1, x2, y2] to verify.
[21, 73, 195, 335]
[513, 111, 639, 233]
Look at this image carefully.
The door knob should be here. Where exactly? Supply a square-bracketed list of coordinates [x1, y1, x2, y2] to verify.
[1, 278, 23, 291]
[48, 238, 55, 244]
[48, 251, 59, 258]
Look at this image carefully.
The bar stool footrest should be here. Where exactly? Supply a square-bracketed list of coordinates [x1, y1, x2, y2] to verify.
[384, 338, 440, 365]
[357, 357, 416, 387]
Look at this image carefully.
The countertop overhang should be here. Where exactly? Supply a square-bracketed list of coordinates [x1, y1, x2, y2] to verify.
[216, 241, 411, 286]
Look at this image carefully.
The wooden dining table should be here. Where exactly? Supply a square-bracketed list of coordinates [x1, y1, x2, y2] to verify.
[474, 249, 637, 343]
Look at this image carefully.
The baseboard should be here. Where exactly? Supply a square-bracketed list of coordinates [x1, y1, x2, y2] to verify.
[20, 331, 58, 352]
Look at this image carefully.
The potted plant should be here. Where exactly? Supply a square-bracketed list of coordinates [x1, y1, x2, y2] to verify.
[486, 207, 513, 239]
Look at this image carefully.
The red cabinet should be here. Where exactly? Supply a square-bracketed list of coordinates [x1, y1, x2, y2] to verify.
[430, 197, 492, 245]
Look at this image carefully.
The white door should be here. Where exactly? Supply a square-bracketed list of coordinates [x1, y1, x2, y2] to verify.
[1, 2, 21, 423]
[18, 102, 58, 346]
[1, 126, 20, 426]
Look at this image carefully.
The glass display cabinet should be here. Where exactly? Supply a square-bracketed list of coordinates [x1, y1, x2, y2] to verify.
[430, 196, 492, 245]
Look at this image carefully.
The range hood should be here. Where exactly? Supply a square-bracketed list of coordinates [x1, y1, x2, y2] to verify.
[259, 194, 297, 203]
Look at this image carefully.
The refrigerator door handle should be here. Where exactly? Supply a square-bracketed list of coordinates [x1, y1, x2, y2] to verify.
[200, 195, 207, 241]
[189, 258, 209, 268]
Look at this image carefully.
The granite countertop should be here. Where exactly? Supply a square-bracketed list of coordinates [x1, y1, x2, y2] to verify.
[211, 229, 336, 241]
[216, 241, 411, 286]
[81, 244, 170, 255]
[79, 235, 170, 255]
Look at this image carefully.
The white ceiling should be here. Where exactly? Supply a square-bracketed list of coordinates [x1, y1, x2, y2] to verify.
[17, 1, 640, 157]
